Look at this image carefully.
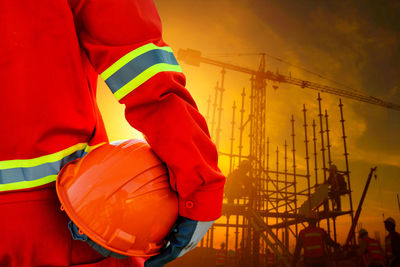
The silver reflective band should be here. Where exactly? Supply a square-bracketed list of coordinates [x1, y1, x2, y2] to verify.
[178, 221, 214, 257]
[305, 245, 322, 250]
[0, 150, 83, 184]
[0, 143, 95, 191]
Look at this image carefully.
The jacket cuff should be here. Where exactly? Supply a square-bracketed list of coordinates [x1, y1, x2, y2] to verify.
[178, 187, 224, 221]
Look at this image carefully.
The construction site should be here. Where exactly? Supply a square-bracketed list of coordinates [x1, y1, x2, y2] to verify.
[164, 48, 400, 267]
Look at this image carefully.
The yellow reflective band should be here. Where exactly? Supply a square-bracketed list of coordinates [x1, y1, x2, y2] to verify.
[0, 174, 57, 192]
[114, 63, 182, 101]
[0, 142, 104, 192]
[84, 142, 106, 153]
[101, 43, 173, 80]
[305, 233, 322, 237]
[0, 143, 87, 169]
[305, 245, 322, 250]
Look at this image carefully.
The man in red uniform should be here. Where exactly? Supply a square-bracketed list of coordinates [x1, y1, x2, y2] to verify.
[384, 217, 400, 267]
[216, 242, 226, 267]
[0, 0, 225, 266]
[292, 213, 340, 267]
[264, 248, 276, 267]
[358, 228, 385, 267]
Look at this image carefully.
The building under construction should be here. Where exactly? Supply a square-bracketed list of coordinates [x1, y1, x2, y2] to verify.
[167, 49, 398, 267]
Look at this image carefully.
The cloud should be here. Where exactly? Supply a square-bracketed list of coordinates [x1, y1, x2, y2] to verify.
[147, 0, 400, 243]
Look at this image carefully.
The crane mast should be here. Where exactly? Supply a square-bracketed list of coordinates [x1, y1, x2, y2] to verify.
[178, 48, 400, 111]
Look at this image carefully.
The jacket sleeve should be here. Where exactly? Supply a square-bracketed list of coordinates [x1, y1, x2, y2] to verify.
[68, 0, 225, 221]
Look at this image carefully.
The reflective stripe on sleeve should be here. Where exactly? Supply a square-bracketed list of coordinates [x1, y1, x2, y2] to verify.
[305, 245, 322, 250]
[101, 43, 182, 101]
[0, 142, 104, 192]
[304, 233, 322, 237]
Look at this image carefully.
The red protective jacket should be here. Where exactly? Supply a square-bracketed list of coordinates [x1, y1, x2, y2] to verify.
[299, 226, 326, 259]
[266, 252, 275, 266]
[359, 237, 384, 264]
[0, 0, 224, 266]
[216, 249, 226, 265]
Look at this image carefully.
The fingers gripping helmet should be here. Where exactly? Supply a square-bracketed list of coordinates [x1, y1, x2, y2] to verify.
[56, 140, 178, 257]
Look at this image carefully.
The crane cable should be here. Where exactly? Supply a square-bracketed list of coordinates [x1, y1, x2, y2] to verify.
[204, 52, 366, 94]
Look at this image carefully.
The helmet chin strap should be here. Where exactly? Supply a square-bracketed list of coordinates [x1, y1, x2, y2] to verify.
[69, 221, 128, 259]
[86, 239, 128, 259]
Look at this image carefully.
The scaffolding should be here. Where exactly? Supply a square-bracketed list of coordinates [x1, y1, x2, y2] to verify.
[174, 51, 356, 267]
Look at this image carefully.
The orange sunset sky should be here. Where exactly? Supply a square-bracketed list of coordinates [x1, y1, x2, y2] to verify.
[96, 0, 400, 247]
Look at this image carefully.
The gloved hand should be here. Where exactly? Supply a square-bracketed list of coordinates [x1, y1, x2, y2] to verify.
[68, 221, 127, 259]
[145, 216, 213, 267]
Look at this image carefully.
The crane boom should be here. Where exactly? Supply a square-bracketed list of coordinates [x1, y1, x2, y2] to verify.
[178, 48, 400, 111]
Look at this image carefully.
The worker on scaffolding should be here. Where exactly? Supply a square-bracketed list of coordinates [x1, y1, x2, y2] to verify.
[384, 217, 400, 266]
[225, 160, 254, 203]
[357, 228, 385, 267]
[292, 212, 341, 267]
[237, 240, 247, 267]
[327, 164, 347, 211]
[216, 242, 226, 267]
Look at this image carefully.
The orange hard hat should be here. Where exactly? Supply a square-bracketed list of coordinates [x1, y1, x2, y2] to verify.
[56, 139, 178, 257]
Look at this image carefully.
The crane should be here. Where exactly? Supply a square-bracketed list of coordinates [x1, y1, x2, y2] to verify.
[177, 48, 400, 111]
[344, 167, 377, 246]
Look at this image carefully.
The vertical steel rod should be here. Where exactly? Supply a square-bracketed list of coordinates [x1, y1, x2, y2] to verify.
[211, 82, 219, 140]
[225, 216, 230, 258]
[317, 93, 327, 182]
[215, 69, 226, 150]
[339, 99, 355, 244]
[229, 102, 237, 173]
[318, 94, 331, 236]
[267, 137, 270, 212]
[206, 94, 212, 123]
[284, 140, 289, 250]
[247, 75, 255, 262]
[325, 109, 337, 242]
[303, 104, 312, 205]
[276, 146, 279, 237]
[291, 115, 298, 236]
[325, 110, 332, 167]
[312, 120, 319, 185]
[238, 88, 246, 162]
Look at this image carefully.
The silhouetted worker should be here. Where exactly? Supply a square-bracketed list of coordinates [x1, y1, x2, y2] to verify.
[237, 240, 246, 267]
[327, 164, 347, 211]
[384, 217, 400, 266]
[225, 160, 254, 203]
[216, 242, 226, 267]
[265, 248, 276, 267]
[292, 212, 340, 267]
[358, 228, 385, 267]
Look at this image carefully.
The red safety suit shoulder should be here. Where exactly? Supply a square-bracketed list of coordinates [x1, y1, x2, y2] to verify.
[361, 237, 384, 262]
[300, 226, 326, 258]
[68, 0, 225, 221]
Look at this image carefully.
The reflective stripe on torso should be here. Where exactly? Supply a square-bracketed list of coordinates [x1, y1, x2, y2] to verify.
[386, 235, 393, 257]
[361, 237, 384, 262]
[266, 253, 275, 266]
[216, 249, 226, 264]
[0, 142, 104, 192]
[300, 227, 326, 258]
